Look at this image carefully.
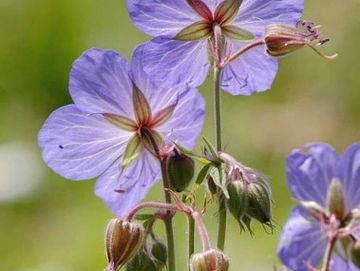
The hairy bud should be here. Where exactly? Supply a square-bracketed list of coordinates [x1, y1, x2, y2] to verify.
[167, 151, 195, 192]
[151, 240, 167, 267]
[326, 178, 346, 220]
[105, 219, 144, 271]
[226, 180, 248, 222]
[350, 242, 360, 268]
[190, 249, 229, 271]
[246, 181, 272, 224]
[264, 20, 337, 59]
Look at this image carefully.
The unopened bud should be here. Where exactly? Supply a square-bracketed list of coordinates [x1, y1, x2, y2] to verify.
[105, 219, 144, 271]
[190, 249, 229, 271]
[167, 151, 195, 192]
[264, 20, 337, 59]
[125, 247, 159, 271]
[246, 181, 272, 224]
[350, 242, 360, 268]
[226, 180, 248, 222]
[326, 178, 346, 220]
[151, 240, 167, 267]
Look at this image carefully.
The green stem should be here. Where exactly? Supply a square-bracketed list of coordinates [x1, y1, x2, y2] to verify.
[213, 66, 227, 250]
[160, 159, 176, 271]
[321, 238, 336, 271]
[188, 216, 195, 270]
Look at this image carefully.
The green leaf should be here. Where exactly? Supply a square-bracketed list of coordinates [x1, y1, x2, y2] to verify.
[209, 165, 229, 198]
[196, 163, 212, 184]
[214, 0, 243, 24]
[202, 136, 219, 160]
[175, 20, 212, 41]
[173, 142, 212, 165]
[141, 128, 163, 154]
[222, 25, 254, 41]
[122, 135, 142, 168]
[133, 85, 152, 124]
[103, 113, 137, 131]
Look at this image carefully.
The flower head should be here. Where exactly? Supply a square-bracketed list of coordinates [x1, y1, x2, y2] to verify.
[128, 0, 303, 95]
[278, 143, 360, 271]
[38, 47, 205, 216]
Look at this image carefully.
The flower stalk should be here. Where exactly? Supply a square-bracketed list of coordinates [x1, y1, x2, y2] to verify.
[213, 66, 227, 250]
[321, 237, 337, 271]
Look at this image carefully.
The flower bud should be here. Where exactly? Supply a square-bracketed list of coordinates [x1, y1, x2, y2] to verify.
[190, 249, 229, 271]
[226, 180, 248, 222]
[105, 218, 144, 271]
[264, 20, 337, 59]
[125, 247, 159, 271]
[326, 178, 346, 220]
[246, 181, 272, 224]
[151, 240, 167, 267]
[167, 151, 195, 192]
[350, 242, 360, 268]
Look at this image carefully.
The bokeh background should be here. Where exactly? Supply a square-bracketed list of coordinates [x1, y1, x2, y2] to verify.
[1, 0, 360, 270]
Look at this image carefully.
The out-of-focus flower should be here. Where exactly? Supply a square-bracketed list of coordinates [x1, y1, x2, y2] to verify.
[128, 0, 303, 96]
[278, 143, 360, 271]
[190, 249, 229, 271]
[38, 47, 205, 216]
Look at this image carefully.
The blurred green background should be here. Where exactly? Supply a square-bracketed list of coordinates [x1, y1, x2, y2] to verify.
[1, 0, 360, 270]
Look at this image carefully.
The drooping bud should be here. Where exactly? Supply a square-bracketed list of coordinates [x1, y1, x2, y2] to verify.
[246, 181, 272, 224]
[264, 20, 337, 59]
[226, 180, 248, 223]
[151, 240, 167, 267]
[105, 218, 144, 271]
[125, 247, 159, 271]
[167, 151, 195, 192]
[190, 249, 229, 271]
[350, 242, 360, 268]
[326, 178, 346, 220]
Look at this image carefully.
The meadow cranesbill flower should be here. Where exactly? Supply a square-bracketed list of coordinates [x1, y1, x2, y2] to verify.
[127, 0, 303, 95]
[38, 47, 205, 216]
[278, 143, 360, 271]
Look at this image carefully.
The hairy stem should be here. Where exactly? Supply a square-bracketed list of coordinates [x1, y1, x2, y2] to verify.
[213, 66, 227, 251]
[321, 238, 336, 271]
[188, 216, 195, 270]
[193, 211, 211, 252]
[160, 159, 176, 271]
[125, 201, 179, 221]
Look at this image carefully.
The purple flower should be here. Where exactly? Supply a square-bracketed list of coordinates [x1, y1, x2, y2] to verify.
[127, 0, 304, 96]
[278, 143, 360, 271]
[38, 47, 205, 217]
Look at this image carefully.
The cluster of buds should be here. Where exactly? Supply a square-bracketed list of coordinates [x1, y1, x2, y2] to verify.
[219, 152, 272, 229]
[105, 218, 144, 271]
[190, 249, 229, 271]
[264, 20, 337, 59]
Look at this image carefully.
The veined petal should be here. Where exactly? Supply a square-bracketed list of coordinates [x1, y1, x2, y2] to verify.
[337, 143, 360, 210]
[127, 0, 202, 37]
[222, 25, 254, 40]
[70, 48, 134, 117]
[122, 134, 142, 169]
[215, 0, 242, 25]
[331, 255, 360, 271]
[95, 151, 160, 217]
[175, 20, 212, 41]
[157, 87, 205, 150]
[287, 143, 338, 206]
[137, 38, 210, 89]
[102, 113, 137, 131]
[133, 85, 152, 124]
[234, 0, 304, 37]
[38, 105, 132, 180]
[278, 207, 327, 271]
[221, 40, 278, 95]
